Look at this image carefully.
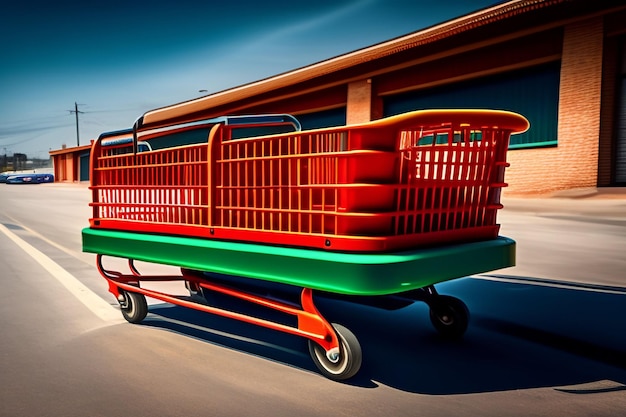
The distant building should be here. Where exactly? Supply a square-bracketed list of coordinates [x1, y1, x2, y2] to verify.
[0, 153, 47, 172]
[49, 143, 92, 182]
[50, 0, 626, 194]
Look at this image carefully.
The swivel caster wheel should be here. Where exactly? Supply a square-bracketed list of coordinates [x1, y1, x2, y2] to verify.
[308, 323, 362, 381]
[119, 290, 148, 324]
[429, 295, 469, 340]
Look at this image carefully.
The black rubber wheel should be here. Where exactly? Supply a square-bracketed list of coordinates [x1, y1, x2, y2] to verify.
[120, 291, 148, 323]
[308, 323, 362, 381]
[429, 295, 469, 340]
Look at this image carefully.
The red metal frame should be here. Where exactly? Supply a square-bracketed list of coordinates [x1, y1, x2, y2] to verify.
[96, 255, 340, 355]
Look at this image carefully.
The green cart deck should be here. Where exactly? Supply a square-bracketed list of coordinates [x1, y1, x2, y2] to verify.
[82, 228, 515, 296]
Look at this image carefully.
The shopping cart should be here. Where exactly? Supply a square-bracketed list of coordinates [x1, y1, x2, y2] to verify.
[82, 109, 529, 380]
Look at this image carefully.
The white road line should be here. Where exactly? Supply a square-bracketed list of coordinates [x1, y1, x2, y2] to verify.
[2, 213, 94, 267]
[473, 275, 626, 295]
[0, 223, 123, 322]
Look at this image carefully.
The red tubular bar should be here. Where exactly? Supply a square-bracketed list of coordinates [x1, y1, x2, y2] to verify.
[96, 255, 340, 353]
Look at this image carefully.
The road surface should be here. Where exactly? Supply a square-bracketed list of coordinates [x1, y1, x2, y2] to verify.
[0, 183, 624, 416]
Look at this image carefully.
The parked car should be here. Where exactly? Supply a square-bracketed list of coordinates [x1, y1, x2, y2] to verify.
[2, 173, 54, 184]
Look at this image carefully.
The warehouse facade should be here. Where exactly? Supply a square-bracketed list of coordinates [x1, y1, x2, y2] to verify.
[51, 0, 626, 195]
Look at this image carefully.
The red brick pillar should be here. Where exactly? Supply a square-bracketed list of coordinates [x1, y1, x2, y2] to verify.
[346, 79, 374, 125]
[555, 17, 604, 190]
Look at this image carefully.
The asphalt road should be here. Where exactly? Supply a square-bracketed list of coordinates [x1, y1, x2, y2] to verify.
[498, 194, 626, 288]
[0, 183, 625, 416]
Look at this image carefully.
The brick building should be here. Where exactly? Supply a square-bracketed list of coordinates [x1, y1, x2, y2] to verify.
[51, 0, 626, 195]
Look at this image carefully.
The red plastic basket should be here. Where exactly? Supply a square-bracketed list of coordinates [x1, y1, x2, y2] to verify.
[89, 109, 528, 252]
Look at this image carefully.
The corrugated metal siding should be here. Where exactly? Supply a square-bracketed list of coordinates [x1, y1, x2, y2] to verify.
[597, 36, 619, 187]
[297, 107, 346, 130]
[144, 128, 213, 150]
[382, 62, 560, 148]
[615, 77, 626, 184]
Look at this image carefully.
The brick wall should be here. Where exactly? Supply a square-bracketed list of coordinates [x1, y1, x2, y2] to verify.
[504, 17, 604, 196]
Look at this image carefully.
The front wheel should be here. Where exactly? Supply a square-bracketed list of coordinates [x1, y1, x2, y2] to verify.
[308, 323, 362, 381]
[429, 295, 469, 340]
[120, 290, 148, 323]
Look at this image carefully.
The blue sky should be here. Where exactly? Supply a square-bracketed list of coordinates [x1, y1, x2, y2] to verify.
[0, 0, 499, 159]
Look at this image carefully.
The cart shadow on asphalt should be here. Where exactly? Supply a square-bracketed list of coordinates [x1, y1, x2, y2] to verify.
[139, 276, 626, 395]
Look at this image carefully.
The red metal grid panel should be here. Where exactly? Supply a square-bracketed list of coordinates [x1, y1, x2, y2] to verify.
[89, 110, 527, 252]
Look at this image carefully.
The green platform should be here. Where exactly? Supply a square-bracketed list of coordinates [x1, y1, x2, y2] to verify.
[82, 228, 515, 296]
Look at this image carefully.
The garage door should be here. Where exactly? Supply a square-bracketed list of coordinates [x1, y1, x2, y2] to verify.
[615, 43, 626, 185]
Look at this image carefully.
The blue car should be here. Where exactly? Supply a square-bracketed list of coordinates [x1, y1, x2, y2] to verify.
[2, 173, 55, 184]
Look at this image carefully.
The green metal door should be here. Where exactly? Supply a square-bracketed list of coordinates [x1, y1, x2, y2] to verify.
[79, 152, 90, 181]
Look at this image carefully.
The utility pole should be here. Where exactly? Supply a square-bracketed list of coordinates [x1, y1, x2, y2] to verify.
[69, 102, 84, 147]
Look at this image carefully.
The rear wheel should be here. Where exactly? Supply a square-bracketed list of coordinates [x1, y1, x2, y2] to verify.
[429, 295, 469, 340]
[308, 323, 362, 381]
[120, 290, 148, 323]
